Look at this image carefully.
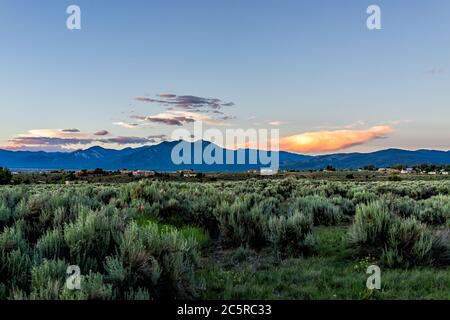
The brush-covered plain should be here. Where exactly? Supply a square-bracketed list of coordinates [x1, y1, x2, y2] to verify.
[0, 178, 449, 300]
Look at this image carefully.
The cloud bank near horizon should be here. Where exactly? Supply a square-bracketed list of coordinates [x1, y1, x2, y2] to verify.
[2, 129, 167, 151]
[0, 125, 397, 154]
[280, 126, 395, 153]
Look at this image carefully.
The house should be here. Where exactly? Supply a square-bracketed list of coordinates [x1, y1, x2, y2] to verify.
[428, 171, 437, 175]
[65, 180, 88, 185]
[260, 168, 278, 176]
[247, 169, 259, 174]
[177, 170, 197, 178]
[401, 168, 416, 174]
[132, 170, 156, 177]
[379, 168, 401, 174]
[442, 171, 449, 175]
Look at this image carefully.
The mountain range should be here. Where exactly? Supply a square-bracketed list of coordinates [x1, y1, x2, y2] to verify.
[1, 140, 449, 171]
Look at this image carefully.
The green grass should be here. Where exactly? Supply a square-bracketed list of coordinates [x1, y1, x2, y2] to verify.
[135, 214, 210, 249]
[1, 178, 448, 300]
[199, 226, 450, 299]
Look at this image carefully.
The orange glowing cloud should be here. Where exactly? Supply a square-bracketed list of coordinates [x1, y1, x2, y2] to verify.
[280, 126, 395, 153]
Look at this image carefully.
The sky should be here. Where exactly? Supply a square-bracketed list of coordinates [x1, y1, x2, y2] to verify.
[1, 0, 450, 154]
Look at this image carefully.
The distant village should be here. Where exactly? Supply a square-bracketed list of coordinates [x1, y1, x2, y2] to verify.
[3, 163, 449, 186]
[357, 163, 450, 176]
[375, 167, 449, 175]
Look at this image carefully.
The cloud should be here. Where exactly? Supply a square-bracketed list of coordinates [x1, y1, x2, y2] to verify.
[220, 116, 236, 121]
[93, 130, 109, 136]
[8, 129, 95, 148]
[27, 129, 83, 138]
[135, 93, 234, 110]
[425, 67, 446, 75]
[61, 128, 80, 133]
[280, 126, 395, 153]
[4, 129, 168, 151]
[100, 136, 165, 145]
[148, 134, 167, 140]
[267, 121, 286, 126]
[131, 110, 225, 126]
[9, 136, 94, 147]
[132, 114, 194, 126]
[113, 122, 139, 129]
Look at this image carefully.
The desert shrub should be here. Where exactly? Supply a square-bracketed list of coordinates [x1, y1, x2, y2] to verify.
[0, 224, 28, 254]
[231, 246, 253, 264]
[380, 217, 433, 267]
[104, 223, 161, 299]
[388, 175, 402, 182]
[418, 195, 450, 226]
[291, 195, 342, 226]
[64, 207, 121, 273]
[35, 229, 67, 261]
[2, 249, 32, 290]
[9, 288, 28, 300]
[417, 208, 447, 226]
[142, 225, 198, 297]
[349, 201, 449, 267]
[267, 210, 316, 257]
[388, 196, 421, 218]
[317, 182, 348, 198]
[0, 203, 12, 230]
[130, 199, 161, 220]
[105, 222, 198, 299]
[178, 189, 221, 235]
[52, 206, 79, 230]
[124, 287, 151, 300]
[30, 259, 67, 300]
[430, 230, 450, 265]
[215, 197, 269, 248]
[14, 195, 49, 242]
[351, 190, 378, 205]
[348, 201, 391, 252]
[140, 222, 198, 299]
[61, 272, 114, 300]
[78, 272, 114, 300]
[0, 225, 32, 290]
[387, 195, 448, 226]
[0, 283, 7, 299]
[0, 186, 29, 209]
[97, 187, 119, 205]
[331, 196, 356, 217]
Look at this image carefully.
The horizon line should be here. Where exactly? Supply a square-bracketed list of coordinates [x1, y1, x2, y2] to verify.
[1, 139, 449, 156]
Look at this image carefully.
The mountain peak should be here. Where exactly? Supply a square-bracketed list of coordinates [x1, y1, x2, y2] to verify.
[0, 142, 449, 171]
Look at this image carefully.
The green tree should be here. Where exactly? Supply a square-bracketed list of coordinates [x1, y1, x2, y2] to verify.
[0, 167, 12, 185]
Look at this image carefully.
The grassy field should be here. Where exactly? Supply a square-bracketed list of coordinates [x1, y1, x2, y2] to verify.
[0, 178, 449, 300]
[200, 226, 450, 299]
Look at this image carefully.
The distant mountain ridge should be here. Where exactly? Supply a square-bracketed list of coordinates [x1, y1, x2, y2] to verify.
[0, 141, 449, 171]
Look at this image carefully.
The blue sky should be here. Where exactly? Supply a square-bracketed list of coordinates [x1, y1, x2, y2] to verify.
[1, 0, 450, 154]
